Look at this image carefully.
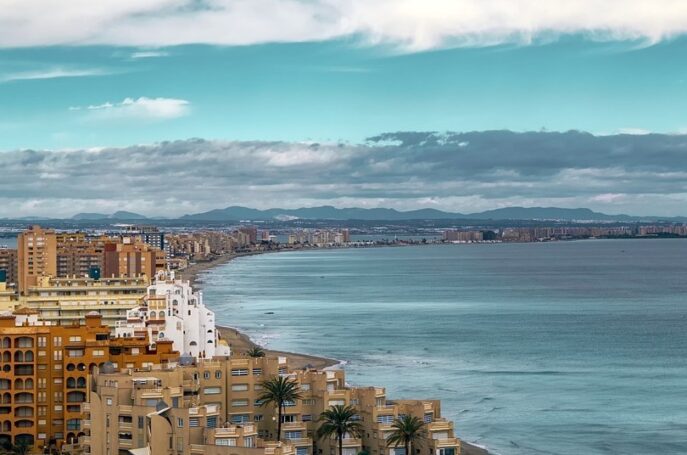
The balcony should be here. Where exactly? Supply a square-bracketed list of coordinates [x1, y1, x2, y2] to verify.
[284, 437, 312, 447]
[341, 438, 362, 448]
[428, 419, 453, 433]
[433, 437, 460, 449]
[281, 421, 307, 431]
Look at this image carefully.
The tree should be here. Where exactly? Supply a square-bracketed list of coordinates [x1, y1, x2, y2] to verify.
[246, 346, 266, 358]
[316, 405, 363, 455]
[386, 415, 426, 455]
[258, 376, 302, 441]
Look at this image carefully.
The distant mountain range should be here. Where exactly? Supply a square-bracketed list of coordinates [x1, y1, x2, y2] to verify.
[4, 206, 685, 223]
[179, 205, 685, 222]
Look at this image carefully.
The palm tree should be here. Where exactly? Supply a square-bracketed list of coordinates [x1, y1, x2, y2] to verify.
[386, 415, 426, 455]
[258, 376, 302, 441]
[316, 405, 363, 455]
[246, 346, 266, 358]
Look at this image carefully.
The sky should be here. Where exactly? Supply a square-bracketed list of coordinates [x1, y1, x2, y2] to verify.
[1, 0, 687, 218]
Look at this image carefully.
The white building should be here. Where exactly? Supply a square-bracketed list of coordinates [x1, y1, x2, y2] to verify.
[115, 272, 230, 359]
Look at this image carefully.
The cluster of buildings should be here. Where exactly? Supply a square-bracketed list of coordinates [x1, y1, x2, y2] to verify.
[286, 229, 350, 246]
[82, 354, 462, 455]
[444, 224, 687, 243]
[0, 226, 464, 455]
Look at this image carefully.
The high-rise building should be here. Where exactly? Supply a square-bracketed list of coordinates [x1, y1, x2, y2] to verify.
[0, 311, 179, 452]
[103, 237, 164, 279]
[17, 226, 57, 295]
[0, 248, 17, 288]
[56, 232, 105, 278]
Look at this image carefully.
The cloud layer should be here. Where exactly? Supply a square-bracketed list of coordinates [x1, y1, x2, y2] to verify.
[69, 97, 190, 120]
[2, 1, 687, 50]
[2, 131, 687, 218]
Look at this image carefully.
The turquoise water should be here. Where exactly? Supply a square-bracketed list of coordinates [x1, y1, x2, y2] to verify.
[200, 239, 687, 455]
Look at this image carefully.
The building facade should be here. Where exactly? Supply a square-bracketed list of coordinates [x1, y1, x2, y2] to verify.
[83, 355, 462, 455]
[20, 275, 149, 328]
[115, 273, 231, 358]
[0, 311, 178, 452]
[17, 226, 57, 295]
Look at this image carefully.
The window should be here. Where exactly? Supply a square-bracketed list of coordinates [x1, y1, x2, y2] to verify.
[252, 368, 262, 376]
[207, 416, 218, 428]
[423, 413, 433, 423]
[284, 431, 302, 440]
[177, 418, 184, 428]
[301, 384, 311, 391]
[118, 432, 133, 440]
[69, 336, 81, 343]
[283, 400, 296, 407]
[138, 416, 144, 429]
[303, 399, 315, 406]
[106, 398, 112, 406]
[119, 415, 133, 424]
[231, 369, 248, 376]
[232, 399, 248, 407]
[204, 387, 221, 395]
[278, 367, 287, 375]
[302, 415, 312, 422]
[216, 438, 237, 446]
[53, 350, 62, 361]
[297, 448, 309, 455]
[37, 337, 47, 348]
[215, 371, 222, 379]
[438, 449, 455, 455]
[53, 337, 62, 347]
[281, 415, 296, 423]
[92, 350, 105, 357]
[229, 415, 248, 424]
[67, 419, 80, 430]
[67, 349, 84, 358]
[253, 415, 263, 422]
[244, 436, 255, 448]
[231, 384, 248, 392]
[204, 371, 210, 380]
[377, 415, 393, 424]
[189, 418, 199, 427]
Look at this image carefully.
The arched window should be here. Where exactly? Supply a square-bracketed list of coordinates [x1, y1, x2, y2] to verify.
[1, 352, 9, 363]
[77, 377, 86, 388]
[14, 337, 33, 348]
[66, 378, 76, 389]
[1, 338, 10, 349]
[23, 379, 33, 390]
[13, 352, 23, 363]
[23, 351, 33, 362]
[13, 379, 23, 390]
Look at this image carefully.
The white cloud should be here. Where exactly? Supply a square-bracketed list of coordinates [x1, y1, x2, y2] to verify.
[2, 1, 687, 50]
[0, 67, 107, 83]
[130, 50, 169, 59]
[71, 97, 190, 120]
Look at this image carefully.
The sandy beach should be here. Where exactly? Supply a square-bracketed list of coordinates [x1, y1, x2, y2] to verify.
[184, 250, 489, 455]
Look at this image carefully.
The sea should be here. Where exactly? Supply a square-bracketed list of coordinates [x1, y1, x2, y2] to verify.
[199, 239, 687, 455]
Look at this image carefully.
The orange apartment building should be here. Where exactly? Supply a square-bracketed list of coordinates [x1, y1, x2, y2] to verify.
[0, 310, 179, 452]
[17, 226, 57, 295]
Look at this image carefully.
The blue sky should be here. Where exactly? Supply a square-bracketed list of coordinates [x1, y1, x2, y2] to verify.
[2, 36, 687, 150]
[2, 1, 687, 218]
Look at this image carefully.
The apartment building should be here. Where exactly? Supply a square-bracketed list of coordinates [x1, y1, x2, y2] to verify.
[0, 280, 16, 312]
[56, 232, 105, 278]
[20, 275, 149, 328]
[0, 311, 178, 453]
[83, 355, 462, 455]
[114, 273, 231, 358]
[17, 226, 57, 295]
[103, 238, 165, 279]
[0, 248, 18, 288]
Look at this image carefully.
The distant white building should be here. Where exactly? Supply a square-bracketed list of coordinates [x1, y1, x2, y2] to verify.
[115, 272, 230, 359]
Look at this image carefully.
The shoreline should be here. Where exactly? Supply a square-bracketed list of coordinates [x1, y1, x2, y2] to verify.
[183, 247, 490, 455]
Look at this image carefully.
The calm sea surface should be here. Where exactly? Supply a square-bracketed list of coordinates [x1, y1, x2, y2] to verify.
[200, 239, 687, 455]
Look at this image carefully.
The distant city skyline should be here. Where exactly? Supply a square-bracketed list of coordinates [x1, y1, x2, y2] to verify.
[2, 2, 687, 217]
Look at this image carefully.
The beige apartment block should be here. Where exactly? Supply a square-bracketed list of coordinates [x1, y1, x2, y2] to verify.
[20, 275, 149, 328]
[82, 355, 462, 455]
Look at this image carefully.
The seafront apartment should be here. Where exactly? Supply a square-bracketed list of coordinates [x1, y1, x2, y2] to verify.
[0, 311, 178, 452]
[82, 355, 463, 455]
